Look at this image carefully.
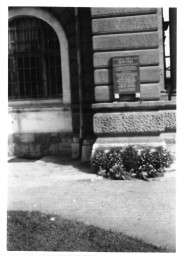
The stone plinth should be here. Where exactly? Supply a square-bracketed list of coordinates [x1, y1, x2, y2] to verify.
[92, 107, 176, 156]
[92, 136, 166, 156]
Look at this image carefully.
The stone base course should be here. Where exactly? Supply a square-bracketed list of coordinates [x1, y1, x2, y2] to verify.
[94, 111, 176, 135]
[8, 132, 72, 158]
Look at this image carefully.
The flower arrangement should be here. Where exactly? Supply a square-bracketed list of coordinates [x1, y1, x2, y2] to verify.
[91, 146, 174, 181]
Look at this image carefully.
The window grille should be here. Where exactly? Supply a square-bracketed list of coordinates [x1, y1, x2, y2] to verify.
[8, 16, 62, 99]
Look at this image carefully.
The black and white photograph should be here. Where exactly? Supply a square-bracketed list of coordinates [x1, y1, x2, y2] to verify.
[0, 0, 182, 255]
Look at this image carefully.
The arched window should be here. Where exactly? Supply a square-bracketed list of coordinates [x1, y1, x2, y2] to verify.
[8, 16, 62, 99]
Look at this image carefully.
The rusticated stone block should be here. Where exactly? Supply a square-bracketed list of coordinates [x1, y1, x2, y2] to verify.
[59, 143, 71, 154]
[94, 84, 161, 102]
[93, 111, 176, 135]
[140, 84, 160, 100]
[93, 32, 159, 51]
[94, 69, 111, 84]
[30, 144, 41, 157]
[21, 144, 30, 155]
[92, 14, 158, 34]
[95, 86, 113, 102]
[14, 144, 22, 155]
[34, 133, 50, 144]
[49, 143, 59, 155]
[141, 67, 160, 83]
[91, 8, 157, 17]
[94, 112, 164, 134]
[94, 67, 160, 85]
[50, 133, 61, 143]
[163, 111, 176, 131]
[61, 137, 73, 143]
[93, 49, 159, 68]
[19, 133, 35, 143]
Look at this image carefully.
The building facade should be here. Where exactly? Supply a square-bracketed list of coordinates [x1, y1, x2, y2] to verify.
[8, 7, 176, 160]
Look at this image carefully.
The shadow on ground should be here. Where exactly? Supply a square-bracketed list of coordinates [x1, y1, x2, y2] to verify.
[8, 155, 176, 251]
[7, 210, 173, 252]
[8, 156, 93, 174]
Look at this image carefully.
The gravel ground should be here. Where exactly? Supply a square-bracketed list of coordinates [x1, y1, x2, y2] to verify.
[8, 156, 176, 251]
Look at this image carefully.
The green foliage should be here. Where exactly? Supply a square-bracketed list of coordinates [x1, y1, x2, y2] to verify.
[91, 147, 124, 173]
[91, 146, 174, 181]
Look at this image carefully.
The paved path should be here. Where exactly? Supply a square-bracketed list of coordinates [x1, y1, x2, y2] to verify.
[8, 156, 176, 252]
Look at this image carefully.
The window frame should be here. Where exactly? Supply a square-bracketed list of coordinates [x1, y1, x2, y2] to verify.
[8, 16, 63, 100]
[8, 7, 71, 105]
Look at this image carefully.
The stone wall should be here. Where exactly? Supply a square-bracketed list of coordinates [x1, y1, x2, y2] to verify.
[8, 132, 72, 158]
[8, 7, 94, 159]
[8, 104, 73, 157]
[91, 8, 176, 156]
[8, 7, 176, 160]
[91, 8, 166, 102]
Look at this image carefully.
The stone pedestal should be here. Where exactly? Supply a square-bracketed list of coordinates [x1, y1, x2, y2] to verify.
[92, 102, 176, 156]
[92, 136, 166, 156]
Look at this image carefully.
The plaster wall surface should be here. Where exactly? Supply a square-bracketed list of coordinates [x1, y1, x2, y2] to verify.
[8, 107, 72, 134]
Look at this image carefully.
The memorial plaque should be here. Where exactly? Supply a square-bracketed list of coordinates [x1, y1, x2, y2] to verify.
[112, 56, 140, 100]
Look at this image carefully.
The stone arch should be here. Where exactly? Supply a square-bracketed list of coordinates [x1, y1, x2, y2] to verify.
[9, 7, 71, 104]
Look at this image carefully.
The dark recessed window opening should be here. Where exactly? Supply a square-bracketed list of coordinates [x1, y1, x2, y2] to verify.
[8, 16, 62, 100]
